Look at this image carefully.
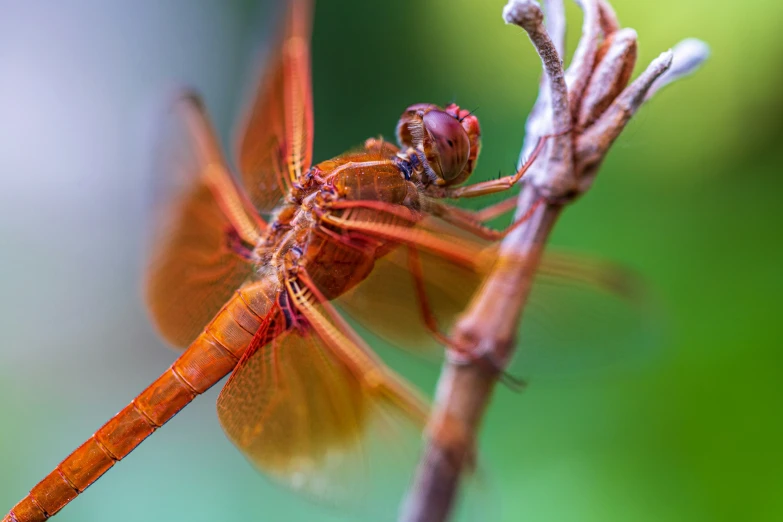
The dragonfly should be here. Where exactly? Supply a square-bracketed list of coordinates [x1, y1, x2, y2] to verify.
[4, 1, 645, 520]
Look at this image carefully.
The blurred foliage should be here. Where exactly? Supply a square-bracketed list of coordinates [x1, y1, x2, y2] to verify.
[1, 1, 781, 521]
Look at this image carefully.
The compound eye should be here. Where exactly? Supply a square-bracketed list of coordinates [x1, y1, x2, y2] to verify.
[422, 110, 470, 182]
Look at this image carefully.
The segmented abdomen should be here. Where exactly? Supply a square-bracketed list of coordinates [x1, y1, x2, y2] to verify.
[4, 276, 279, 522]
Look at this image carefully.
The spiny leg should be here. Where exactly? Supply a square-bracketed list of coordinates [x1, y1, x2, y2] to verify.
[418, 131, 568, 240]
[429, 197, 545, 241]
[406, 246, 527, 389]
[442, 131, 567, 199]
[405, 246, 452, 347]
[471, 196, 519, 223]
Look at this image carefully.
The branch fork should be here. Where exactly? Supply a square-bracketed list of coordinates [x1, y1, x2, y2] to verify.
[401, 1, 708, 521]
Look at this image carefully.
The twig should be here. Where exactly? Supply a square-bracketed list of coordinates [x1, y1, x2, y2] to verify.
[400, 1, 709, 521]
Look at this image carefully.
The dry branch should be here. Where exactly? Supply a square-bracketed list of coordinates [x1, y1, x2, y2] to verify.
[400, 1, 708, 521]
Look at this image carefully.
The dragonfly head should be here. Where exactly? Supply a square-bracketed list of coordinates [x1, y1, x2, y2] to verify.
[396, 103, 481, 186]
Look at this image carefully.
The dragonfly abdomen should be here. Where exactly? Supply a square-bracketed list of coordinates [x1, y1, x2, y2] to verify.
[4, 278, 281, 522]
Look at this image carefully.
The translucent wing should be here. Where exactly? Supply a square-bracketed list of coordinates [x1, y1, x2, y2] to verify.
[146, 92, 264, 348]
[517, 252, 659, 378]
[337, 242, 656, 376]
[235, 0, 314, 212]
[217, 289, 428, 513]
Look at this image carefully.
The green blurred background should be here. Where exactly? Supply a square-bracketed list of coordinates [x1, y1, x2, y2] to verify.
[0, 1, 780, 521]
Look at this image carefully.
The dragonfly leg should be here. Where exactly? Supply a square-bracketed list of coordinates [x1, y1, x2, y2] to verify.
[441, 130, 568, 199]
[428, 197, 545, 242]
[405, 245, 521, 391]
[405, 246, 453, 347]
[471, 196, 519, 222]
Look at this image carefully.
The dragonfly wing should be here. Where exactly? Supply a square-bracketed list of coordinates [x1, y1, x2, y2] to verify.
[334, 211, 656, 375]
[217, 288, 428, 512]
[146, 92, 264, 348]
[517, 251, 659, 378]
[235, 0, 314, 213]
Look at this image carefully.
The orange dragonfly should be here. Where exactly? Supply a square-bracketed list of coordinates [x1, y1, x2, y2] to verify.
[3, 1, 642, 520]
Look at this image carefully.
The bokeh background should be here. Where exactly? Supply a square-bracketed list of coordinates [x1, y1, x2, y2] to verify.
[1, 1, 780, 521]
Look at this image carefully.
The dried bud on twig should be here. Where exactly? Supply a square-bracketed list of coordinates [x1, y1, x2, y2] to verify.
[578, 28, 637, 128]
[646, 38, 711, 100]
